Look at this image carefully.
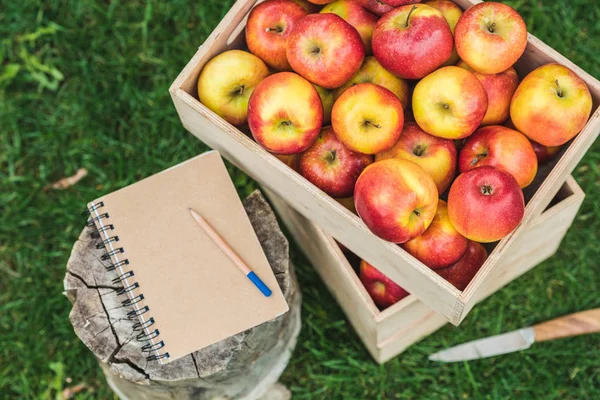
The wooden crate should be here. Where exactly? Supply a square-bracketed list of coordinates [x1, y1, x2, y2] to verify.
[266, 176, 585, 363]
[169, 0, 600, 325]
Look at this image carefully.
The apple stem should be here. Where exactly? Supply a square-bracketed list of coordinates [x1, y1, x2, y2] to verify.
[470, 152, 487, 166]
[233, 85, 245, 95]
[266, 26, 283, 33]
[326, 149, 337, 163]
[488, 22, 497, 33]
[364, 120, 381, 129]
[555, 79, 563, 97]
[405, 5, 418, 28]
[413, 145, 425, 157]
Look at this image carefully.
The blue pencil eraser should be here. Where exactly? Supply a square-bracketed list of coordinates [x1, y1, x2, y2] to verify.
[247, 271, 272, 297]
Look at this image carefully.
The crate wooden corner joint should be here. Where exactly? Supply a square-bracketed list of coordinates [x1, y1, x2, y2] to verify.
[170, 0, 600, 326]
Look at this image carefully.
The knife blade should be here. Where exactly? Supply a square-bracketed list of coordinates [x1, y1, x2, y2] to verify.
[429, 308, 600, 363]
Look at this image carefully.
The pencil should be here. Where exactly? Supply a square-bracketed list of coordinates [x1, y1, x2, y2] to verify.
[188, 208, 272, 297]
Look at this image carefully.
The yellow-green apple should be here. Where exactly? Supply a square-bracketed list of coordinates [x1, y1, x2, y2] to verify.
[313, 84, 334, 124]
[354, 158, 438, 243]
[274, 153, 300, 171]
[356, 0, 394, 16]
[454, 2, 527, 74]
[376, 122, 457, 194]
[459, 125, 537, 188]
[457, 61, 519, 126]
[510, 63, 593, 147]
[320, 0, 378, 55]
[198, 50, 269, 126]
[402, 200, 467, 269]
[334, 56, 410, 109]
[359, 260, 410, 309]
[299, 126, 373, 197]
[531, 140, 562, 164]
[448, 166, 524, 243]
[425, 0, 463, 66]
[291, 0, 322, 12]
[372, 4, 453, 79]
[248, 72, 323, 154]
[413, 66, 487, 139]
[436, 240, 487, 290]
[332, 83, 404, 154]
[286, 13, 364, 89]
[246, 0, 308, 71]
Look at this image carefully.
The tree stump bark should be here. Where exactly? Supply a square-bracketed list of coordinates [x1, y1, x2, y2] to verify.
[64, 191, 301, 400]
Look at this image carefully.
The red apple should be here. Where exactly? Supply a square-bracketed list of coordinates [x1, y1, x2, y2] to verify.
[308, 0, 335, 4]
[510, 63, 593, 147]
[248, 72, 323, 154]
[286, 13, 365, 89]
[372, 4, 453, 79]
[360, 260, 410, 309]
[448, 166, 524, 243]
[246, 0, 308, 71]
[457, 61, 519, 126]
[355, 0, 395, 16]
[320, 0, 378, 54]
[402, 200, 468, 269]
[299, 126, 373, 197]
[332, 83, 404, 155]
[354, 158, 438, 243]
[531, 140, 562, 164]
[455, 2, 527, 74]
[412, 66, 488, 139]
[436, 240, 488, 290]
[376, 122, 456, 194]
[459, 125, 538, 188]
[425, 0, 463, 66]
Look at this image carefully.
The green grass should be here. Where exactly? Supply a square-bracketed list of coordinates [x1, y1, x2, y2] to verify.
[1, 0, 599, 398]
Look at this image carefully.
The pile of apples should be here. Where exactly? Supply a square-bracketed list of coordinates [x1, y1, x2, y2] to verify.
[197, 0, 593, 309]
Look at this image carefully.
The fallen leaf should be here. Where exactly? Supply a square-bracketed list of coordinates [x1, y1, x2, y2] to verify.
[45, 168, 88, 191]
[61, 383, 87, 399]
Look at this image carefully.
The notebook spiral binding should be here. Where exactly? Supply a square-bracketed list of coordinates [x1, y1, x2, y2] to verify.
[85, 201, 170, 362]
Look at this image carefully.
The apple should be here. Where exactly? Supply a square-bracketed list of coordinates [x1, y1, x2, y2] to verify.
[313, 84, 334, 124]
[359, 260, 410, 309]
[286, 13, 365, 89]
[376, 122, 457, 194]
[510, 63, 593, 147]
[412, 66, 488, 139]
[372, 4, 454, 79]
[455, 2, 527, 74]
[335, 196, 357, 214]
[274, 153, 300, 171]
[332, 83, 404, 154]
[402, 200, 468, 269]
[355, 0, 395, 16]
[198, 50, 269, 126]
[459, 125, 538, 188]
[334, 56, 410, 109]
[448, 166, 524, 243]
[248, 72, 323, 154]
[291, 0, 322, 12]
[320, 0, 378, 55]
[354, 158, 438, 243]
[308, 0, 335, 4]
[531, 140, 562, 164]
[382, 0, 422, 5]
[299, 126, 373, 197]
[246, 0, 308, 71]
[425, 0, 463, 66]
[436, 240, 488, 290]
[457, 61, 519, 126]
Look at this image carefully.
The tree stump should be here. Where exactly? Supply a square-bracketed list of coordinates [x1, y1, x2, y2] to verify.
[64, 191, 301, 400]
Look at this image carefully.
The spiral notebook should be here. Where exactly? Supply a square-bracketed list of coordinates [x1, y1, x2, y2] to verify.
[86, 151, 288, 364]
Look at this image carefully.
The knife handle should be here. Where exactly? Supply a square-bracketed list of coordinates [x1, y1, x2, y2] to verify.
[534, 308, 600, 342]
